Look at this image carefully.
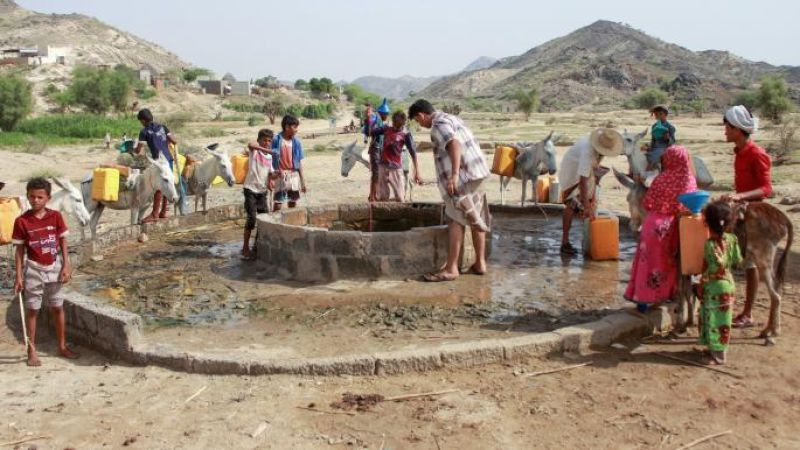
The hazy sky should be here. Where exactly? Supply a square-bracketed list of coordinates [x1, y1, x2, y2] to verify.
[17, 0, 800, 82]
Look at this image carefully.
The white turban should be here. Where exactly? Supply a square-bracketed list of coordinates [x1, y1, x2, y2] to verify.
[724, 105, 759, 134]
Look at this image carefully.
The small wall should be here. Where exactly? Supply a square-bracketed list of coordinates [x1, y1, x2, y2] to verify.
[256, 203, 484, 281]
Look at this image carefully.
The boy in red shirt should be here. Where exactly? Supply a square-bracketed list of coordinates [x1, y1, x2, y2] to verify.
[13, 178, 79, 366]
[371, 111, 422, 201]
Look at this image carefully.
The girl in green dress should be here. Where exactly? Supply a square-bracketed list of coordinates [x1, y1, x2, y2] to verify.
[697, 201, 742, 365]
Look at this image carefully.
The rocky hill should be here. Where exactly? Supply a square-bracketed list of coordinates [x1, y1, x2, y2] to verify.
[419, 20, 800, 110]
[351, 74, 440, 100]
[0, 0, 189, 72]
[462, 56, 499, 72]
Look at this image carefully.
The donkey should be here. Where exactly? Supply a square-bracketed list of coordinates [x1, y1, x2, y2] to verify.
[499, 132, 560, 206]
[675, 202, 794, 343]
[339, 140, 416, 201]
[182, 144, 236, 213]
[15, 178, 92, 232]
[614, 129, 715, 233]
[81, 156, 177, 239]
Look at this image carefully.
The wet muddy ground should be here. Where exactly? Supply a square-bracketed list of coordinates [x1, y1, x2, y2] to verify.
[72, 212, 637, 358]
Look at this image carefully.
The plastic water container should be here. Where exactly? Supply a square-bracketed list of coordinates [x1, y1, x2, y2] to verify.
[679, 214, 709, 275]
[535, 176, 550, 203]
[584, 215, 620, 260]
[0, 197, 21, 245]
[548, 179, 561, 204]
[491, 146, 517, 177]
[91, 168, 120, 202]
[231, 154, 249, 184]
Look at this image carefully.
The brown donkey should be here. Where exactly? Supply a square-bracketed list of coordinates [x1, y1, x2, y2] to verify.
[677, 202, 793, 344]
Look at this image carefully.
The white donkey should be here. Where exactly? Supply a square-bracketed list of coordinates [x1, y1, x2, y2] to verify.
[81, 156, 177, 239]
[339, 140, 416, 201]
[613, 129, 714, 233]
[183, 144, 236, 212]
[499, 131, 561, 206]
[15, 178, 91, 232]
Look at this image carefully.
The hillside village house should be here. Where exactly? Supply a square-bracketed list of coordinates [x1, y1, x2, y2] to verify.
[0, 45, 70, 66]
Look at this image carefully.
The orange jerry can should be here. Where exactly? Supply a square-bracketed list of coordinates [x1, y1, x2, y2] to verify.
[535, 176, 551, 203]
[231, 153, 249, 184]
[587, 216, 620, 261]
[0, 197, 22, 245]
[491, 145, 517, 177]
[679, 214, 709, 275]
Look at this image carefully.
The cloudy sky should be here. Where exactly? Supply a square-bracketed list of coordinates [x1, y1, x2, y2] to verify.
[17, 0, 800, 82]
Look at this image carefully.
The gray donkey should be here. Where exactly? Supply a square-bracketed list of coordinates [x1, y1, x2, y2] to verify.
[499, 131, 561, 206]
[81, 156, 177, 239]
[613, 128, 714, 233]
[182, 143, 236, 213]
[339, 140, 416, 200]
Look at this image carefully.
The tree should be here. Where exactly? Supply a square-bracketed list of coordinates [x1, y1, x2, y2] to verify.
[263, 97, 284, 125]
[255, 75, 280, 89]
[515, 88, 539, 121]
[630, 87, 668, 110]
[67, 65, 133, 114]
[182, 67, 212, 83]
[755, 75, 793, 122]
[294, 79, 309, 91]
[0, 74, 33, 131]
[688, 98, 705, 118]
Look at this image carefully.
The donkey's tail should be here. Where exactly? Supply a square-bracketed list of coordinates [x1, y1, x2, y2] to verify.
[775, 214, 793, 288]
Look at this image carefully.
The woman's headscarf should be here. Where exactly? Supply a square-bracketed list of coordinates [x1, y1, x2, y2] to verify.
[643, 145, 697, 215]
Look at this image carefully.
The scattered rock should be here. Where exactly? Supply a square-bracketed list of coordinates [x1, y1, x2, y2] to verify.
[788, 205, 800, 213]
[90, 255, 104, 262]
[137, 233, 149, 243]
[122, 436, 137, 446]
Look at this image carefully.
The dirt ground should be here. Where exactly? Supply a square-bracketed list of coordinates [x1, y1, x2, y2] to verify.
[1, 109, 800, 449]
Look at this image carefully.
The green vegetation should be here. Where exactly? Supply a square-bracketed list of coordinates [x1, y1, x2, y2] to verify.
[628, 87, 669, 110]
[301, 102, 335, 119]
[254, 75, 280, 89]
[755, 75, 793, 122]
[247, 116, 261, 127]
[0, 132, 81, 152]
[341, 84, 381, 120]
[15, 114, 140, 139]
[182, 67, 213, 83]
[0, 74, 33, 131]
[733, 91, 758, 111]
[223, 102, 263, 113]
[61, 65, 140, 114]
[515, 88, 540, 121]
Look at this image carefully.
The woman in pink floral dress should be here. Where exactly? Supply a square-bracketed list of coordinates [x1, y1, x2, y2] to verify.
[624, 145, 697, 307]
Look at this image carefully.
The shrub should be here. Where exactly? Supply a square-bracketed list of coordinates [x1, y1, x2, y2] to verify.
[162, 112, 194, 131]
[733, 90, 758, 111]
[688, 98, 705, 118]
[247, 115, 261, 127]
[66, 65, 134, 114]
[182, 67, 212, 83]
[0, 74, 33, 131]
[301, 102, 335, 119]
[756, 75, 793, 122]
[629, 87, 669, 110]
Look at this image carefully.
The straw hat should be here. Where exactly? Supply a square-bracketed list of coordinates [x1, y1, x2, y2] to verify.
[590, 128, 624, 156]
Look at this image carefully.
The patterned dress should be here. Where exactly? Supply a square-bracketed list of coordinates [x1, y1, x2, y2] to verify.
[624, 145, 697, 304]
[697, 233, 742, 352]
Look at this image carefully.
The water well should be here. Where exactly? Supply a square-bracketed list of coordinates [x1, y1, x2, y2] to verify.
[256, 203, 487, 281]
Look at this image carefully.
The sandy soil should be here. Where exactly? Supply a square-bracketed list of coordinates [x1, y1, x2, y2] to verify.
[1, 109, 799, 449]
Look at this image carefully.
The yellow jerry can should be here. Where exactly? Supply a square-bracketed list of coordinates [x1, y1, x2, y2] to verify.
[231, 153, 249, 184]
[91, 168, 120, 202]
[491, 145, 517, 177]
[0, 197, 22, 245]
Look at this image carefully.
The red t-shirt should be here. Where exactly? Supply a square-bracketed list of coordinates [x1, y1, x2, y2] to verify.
[12, 208, 68, 266]
[734, 141, 773, 198]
